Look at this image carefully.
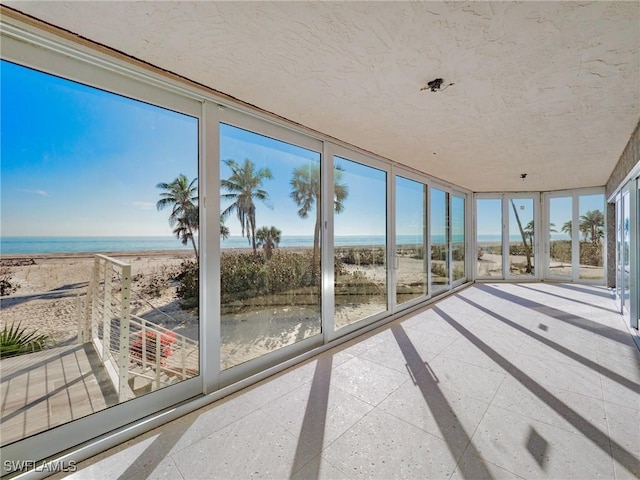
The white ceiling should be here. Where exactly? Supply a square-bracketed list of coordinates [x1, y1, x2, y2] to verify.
[6, 1, 640, 192]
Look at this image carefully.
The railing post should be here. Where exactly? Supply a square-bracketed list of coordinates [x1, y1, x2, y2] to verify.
[102, 262, 112, 362]
[155, 330, 162, 388]
[91, 257, 101, 348]
[181, 335, 186, 379]
[141, 318, 147, 370]
[118, 264, 132, 402]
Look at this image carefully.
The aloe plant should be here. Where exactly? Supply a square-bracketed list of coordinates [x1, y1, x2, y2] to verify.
[0, 322, 49, 358]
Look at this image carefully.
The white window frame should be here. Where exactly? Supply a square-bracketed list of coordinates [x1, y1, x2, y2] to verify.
[1, 18, 205, 468]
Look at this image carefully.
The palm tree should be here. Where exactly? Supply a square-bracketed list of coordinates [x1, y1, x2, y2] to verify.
[580, 210, 604, 244]
[256, 226, 281, 260]
[290, 163, 348, 268]
[510, 200, 533, 274]
[220, 215, 230, 240]
[561, 220, 572, 237]
[221, 158, 273, 254]
[157, 174, 199, 261]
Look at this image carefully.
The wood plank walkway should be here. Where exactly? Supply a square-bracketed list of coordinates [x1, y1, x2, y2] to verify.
[1, 344, 119, 446]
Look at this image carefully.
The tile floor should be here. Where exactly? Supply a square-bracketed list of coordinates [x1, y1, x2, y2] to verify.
[57, 283, 640, 479]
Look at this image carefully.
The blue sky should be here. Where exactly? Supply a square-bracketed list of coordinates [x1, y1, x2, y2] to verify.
[477, 195, 604, 238]
[1, 60, 605, 242]
[220, 125, 391, 238]
[1, 60, 198, 236]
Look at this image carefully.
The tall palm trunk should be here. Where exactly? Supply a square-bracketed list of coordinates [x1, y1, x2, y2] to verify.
[313, 205, 321, 276]
[249, 209, 257, 255]
[510, 200, 533, 273]
[187, 223, 199, 262]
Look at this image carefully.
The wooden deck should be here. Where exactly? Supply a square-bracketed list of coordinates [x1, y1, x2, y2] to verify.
[1, 344, 119, 446]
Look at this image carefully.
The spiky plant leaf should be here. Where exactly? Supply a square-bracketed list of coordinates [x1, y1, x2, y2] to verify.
[0, 322, 49, 358]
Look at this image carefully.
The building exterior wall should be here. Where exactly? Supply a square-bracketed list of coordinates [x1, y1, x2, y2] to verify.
[606, 120, 640, 287]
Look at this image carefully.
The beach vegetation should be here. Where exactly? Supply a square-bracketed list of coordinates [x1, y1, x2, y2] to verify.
[134, 265, 180, 299]
[219, 251, 316, 304]
[0, 266, 19, 296]
[255, 226, 281, 260]
[220, 215, 230, 240]
[336, 247, 385, 266]
[510, 199, 533, 273]
[431, 262, 447, 279]
[580, 209, 604, 244]
[221, 158, 273, 255]
[157, 174, 199, 261]
[290, 164, 348, 270]
[0, 322, 49, 358]
[176, 259, 199, 310]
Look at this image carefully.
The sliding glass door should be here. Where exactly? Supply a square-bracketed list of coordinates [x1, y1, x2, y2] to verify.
[546, 195, 573, 280]
[1, 48, 203, 470]
[394, 174, 428, 306]
[475, 194, 539, 281]
[543, 189, 605, 284]
[333, 154, 388, 331]
[218, 122, 323, 372]
[507, 196, 536, 279]
[476, 198, 503, 279]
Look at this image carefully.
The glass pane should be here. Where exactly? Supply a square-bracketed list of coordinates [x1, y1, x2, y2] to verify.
[451, 195, 465, 282]
[579, 194, 605, 281]
[0, 61, 199, 446]
[622, 192, 630, 302]
[476, 198, 503, 278]
[508, 198, 535, 276]
[395, 176, 427, 305]
[617, 197, 623, 299]
[549, 197, 573, 277]
[219, 124, 322, 369]
[334, 157, 387, 329]
[430, 188, 450, 293]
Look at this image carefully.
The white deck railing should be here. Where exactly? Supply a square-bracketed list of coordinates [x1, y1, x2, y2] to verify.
[78, 254, 198, 401]
[128, 314, 199, 390]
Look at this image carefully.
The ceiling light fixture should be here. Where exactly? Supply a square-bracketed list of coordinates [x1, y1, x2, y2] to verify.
[420, 78, 454, 92]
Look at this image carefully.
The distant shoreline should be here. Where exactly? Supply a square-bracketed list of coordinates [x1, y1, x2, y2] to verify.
[0, 250, 194, 262]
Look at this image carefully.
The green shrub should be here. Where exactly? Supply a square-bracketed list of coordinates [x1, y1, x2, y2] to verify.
[431, 263, 447, 278]
[336, 247, 385, 266]
[0, 322, 49, 358]
[218, 251, 319, 304]
[580, 242, 603, 267]
[508, 243, 535, 257]
[0, 267, 19, 297]
[176, 259, 199, 309]
[550, 240, 572, 263]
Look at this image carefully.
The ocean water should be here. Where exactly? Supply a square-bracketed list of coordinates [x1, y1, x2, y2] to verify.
[0, 236, 196, 255]
[1, 235, 468, 255]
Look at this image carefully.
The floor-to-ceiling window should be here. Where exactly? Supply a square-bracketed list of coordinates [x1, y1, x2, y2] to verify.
[547, 195, 573, 279]
[507, 197, 536, 278]
[451, 194, 466, 283]
[614, 179, 638, 328]
[475, 194, 539, 281]
[218, 122, 323, 371]
[578, 193, 605, 282]
[476, 198, 503, 278]
[0, 17, 472, 473]
[395, 175, 427, 306]
[334, 155, 388, 329]
[543, 189, 605, 284]
[430, 188, 450, 294]
[0, 55, 202, 465]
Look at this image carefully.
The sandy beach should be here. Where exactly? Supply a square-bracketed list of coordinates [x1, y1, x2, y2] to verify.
[0, 251, 196, 346]
[1, 248, 434, 370]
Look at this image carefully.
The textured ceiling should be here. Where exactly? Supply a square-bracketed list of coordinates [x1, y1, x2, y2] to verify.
[5, 1, 640, 192]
